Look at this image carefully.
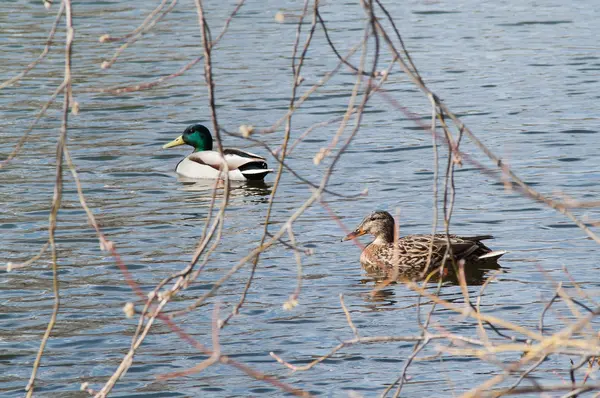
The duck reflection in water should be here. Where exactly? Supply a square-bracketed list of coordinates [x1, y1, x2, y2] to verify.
[343, 211, 506, 285]
[178, 177, 272, 204]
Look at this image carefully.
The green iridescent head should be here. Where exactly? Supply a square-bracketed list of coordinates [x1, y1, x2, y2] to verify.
[163, 124, 213, 152]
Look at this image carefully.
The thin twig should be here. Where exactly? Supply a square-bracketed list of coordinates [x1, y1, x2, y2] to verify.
[1, 1, 65, 89]
[25, 2, 73, 395]
[100, 0, 178, 69]
[340, 294, 359, 338]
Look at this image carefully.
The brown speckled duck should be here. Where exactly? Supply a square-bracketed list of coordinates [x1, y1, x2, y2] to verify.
[342, 210, 505, 279]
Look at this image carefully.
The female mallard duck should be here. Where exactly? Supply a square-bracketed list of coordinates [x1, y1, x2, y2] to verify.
[342, 211, 505, 278]
[163, 124, 272, 181]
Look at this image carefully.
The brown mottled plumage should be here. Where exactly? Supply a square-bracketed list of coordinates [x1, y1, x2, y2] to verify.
[342, 211, 505, 280]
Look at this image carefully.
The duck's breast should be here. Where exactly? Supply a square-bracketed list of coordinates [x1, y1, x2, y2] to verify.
[360, 244, 385, 268]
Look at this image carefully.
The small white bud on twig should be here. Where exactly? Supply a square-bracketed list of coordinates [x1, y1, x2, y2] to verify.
[239, 124, 254, 138]
[99, 239, 114, 252]
[378, 69, 388, 78]
[275, 12, 285, 23]
[99, 34, 110, 43]
[101, 61, 110, 70]
[80, 382, 89, 391]
[296, 76, 304, 86]
[282, 298, 298, 311]
[453, 153, 462, 166]
[43, 0, 52, 10]
[158, 289, 172, 301]
[71, 102, 80, 115]
[313, 147, 329, 165]
[147, 291, 156, 300]
[6, 262, 13, 272]
[123, 302, 135, 318]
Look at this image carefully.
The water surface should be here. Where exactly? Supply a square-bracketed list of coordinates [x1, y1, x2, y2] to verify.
[2, 0, 600, 396]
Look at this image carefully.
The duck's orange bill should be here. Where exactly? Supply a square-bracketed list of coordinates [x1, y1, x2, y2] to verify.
[342, 228, 366, 241]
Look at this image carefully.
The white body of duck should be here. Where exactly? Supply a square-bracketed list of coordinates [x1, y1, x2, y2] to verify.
[175, 149, 272, 181]
[163, 124, 272, 181]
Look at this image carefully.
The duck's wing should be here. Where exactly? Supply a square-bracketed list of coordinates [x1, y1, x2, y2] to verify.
[187, 151, 224, 170]
[431, 234, 505, 260]
[187, 149, 265, 169]
[400, 234, 488, 261]
[224, 148, 272, 179]
[432, 234, 493, 241]
[455, 235, 494, 242]
[223, 148, 265, 161]
[223, 148, 265, 167]
[188, 149, 272, 180]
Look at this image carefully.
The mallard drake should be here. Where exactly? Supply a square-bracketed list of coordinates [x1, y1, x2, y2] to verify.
[163, 124, 272, 181]
[342, 210, 505, 279]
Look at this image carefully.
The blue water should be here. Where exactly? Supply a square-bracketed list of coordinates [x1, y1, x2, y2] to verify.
[2, 0, 600, 396]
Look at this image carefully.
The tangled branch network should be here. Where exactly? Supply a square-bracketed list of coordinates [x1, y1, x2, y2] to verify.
[2, 0, 599, 397]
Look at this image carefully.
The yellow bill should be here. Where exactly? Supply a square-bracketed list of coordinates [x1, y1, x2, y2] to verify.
[163, 135, 185, 149]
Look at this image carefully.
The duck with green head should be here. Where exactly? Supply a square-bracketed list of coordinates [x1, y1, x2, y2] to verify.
[163, 124, 272, 181]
